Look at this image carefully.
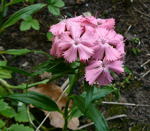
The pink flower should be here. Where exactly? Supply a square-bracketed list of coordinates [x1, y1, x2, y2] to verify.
[97, 18, 115, 30]
[85, 60, 124, 85]
[49, 21, 66, 35]
[92, 28, 124, 61]
[50, 23, 98, 62]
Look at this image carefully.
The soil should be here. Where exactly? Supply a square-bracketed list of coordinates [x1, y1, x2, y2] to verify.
[0, 0, 150, 130]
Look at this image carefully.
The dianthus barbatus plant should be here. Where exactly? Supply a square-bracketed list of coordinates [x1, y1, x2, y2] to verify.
[49, 15, 125, 86]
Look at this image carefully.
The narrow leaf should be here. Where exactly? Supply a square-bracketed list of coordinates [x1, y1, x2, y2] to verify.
[0, 49, 32, 55]
[73, 96, 109, 131]
[1, 3, 46, 30]
[6, 91, 59, 111]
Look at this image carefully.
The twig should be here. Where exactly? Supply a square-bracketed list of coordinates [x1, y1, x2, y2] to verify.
[102, 101, 150, 107]
[141, 59, 150, 67]
[61, 78, 69, 90]
[125, 25, 132, 34]
[27, 106, 37, 128]
[134, 7, 150, 18]
[78, 114, 127, 130]
[36, 81, 70, 131]
[141, 70, 150, 78]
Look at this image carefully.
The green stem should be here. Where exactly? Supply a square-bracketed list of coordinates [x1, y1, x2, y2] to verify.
[63, 98, 71, 131]
[63, 73, 79, 131]
[0, 79, 14, 94]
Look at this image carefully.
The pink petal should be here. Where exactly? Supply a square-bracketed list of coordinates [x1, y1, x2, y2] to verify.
[82, 16, 97, 26]
[78, 44, 94, 60]
[85, 68, 103, 85]
[97, 70, 113, 85]
[104, 44, 121, 61]
[92, 44, 105, 60]
[116, 42, 125, 56]
[86, 60, 102, 70]
[63, 45, 78, 62]
[107, 61, 124, 74]
[49, 21, 66, 35]
[66, 22, 83, 39]
[97, 18, 115, 30]
[81, 26, 98, 45]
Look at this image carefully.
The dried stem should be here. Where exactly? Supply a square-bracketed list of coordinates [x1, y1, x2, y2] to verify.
[102, 101, 150, 107]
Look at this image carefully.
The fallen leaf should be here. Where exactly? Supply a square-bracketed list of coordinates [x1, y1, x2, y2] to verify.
[47, 111, 79, 130]
[29, 83, 68, 108]
[29, 83, 80, 129]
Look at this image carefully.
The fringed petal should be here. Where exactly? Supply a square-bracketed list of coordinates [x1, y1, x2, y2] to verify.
[66, 22, 83, 39]
[97, 70, 113, 85]
[85, 68, 103, 85]
[78, 44, 94, 60]
[49, 21, 66, 35]
[104, 44, 121, 61]
[92, 44, 105, 60]
[107, 61, 124, 74]
[63, 45, 78, 62]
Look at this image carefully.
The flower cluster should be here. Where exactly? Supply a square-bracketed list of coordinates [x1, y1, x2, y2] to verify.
[49, 16, 125, 85]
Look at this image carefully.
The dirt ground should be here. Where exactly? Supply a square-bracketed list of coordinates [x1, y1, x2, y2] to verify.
[0, 0, 150, 130]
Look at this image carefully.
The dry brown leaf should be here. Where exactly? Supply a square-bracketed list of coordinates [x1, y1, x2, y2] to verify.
[49, 111, 64, 128]
[68, 117, 80, 130]
[47, 111, 79, 130]
[29, 83, 68, 108]
[29, 83, 80, 129]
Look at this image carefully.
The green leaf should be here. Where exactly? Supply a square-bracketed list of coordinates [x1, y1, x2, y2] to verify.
[48, 5, 60, 16]
[0, 49, 32, 55]
[82, 86, 117, 102]
[9, 124, 34, 131]
[0, 99, 9, 111]
[0, 120, 5, 128]
[0, 66, 32, 76]
[0, 61, 7, 66]
[73, 96, 109, 131]
[11, 79, 50, 89]
[46, 32, 53, 41]
[30, 19, 40, 30]
[69, 106, 83, 120]
[20, 21, 31, 31]
[0, 100, 16, 118]
[92, 86, 117, 101]
[33, 59, 72, 76]
[15, 102, 34, 122]
[7, 91, 59, 111]
[53, 0, 65, 7]
[0, 107, 16, 118]
[0, 68, 12, 79]
[0, 61, 12, 79]
[21, 15, 32, 21]
[0, 85, 8, 96]
[1, 3, 46, 30]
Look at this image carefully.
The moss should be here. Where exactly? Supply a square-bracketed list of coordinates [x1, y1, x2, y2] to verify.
[130, 124, 150, 131]
[107, 105, 127, 116]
